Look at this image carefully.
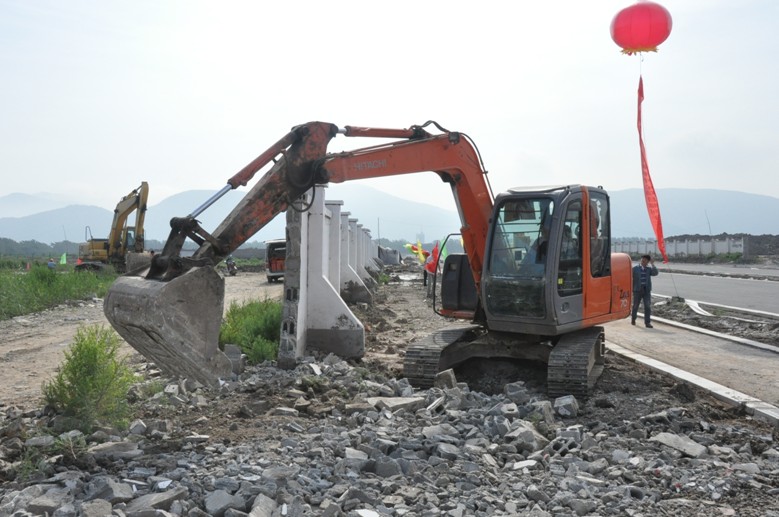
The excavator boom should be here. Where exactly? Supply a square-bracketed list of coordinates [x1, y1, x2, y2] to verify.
[143, 122, 491, 288]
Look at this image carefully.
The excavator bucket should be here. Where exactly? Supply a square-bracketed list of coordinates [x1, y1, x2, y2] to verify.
[103, 266, 233, 387]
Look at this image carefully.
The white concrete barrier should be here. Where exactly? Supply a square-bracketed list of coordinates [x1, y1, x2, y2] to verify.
[613, 237, 746, 258]
[340, 211, 371, 303]
[278, 186, 377, 367]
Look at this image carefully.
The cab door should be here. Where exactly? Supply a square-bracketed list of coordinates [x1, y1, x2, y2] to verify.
[582, 189, 613, 319]
[553, 196, 584, 327]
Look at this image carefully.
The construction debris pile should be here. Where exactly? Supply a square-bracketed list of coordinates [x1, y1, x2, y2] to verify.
[1, 350, 777, 516]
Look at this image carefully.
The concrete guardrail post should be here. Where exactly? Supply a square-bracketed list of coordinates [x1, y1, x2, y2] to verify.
[325, 200, 343, 290]
[278, 192, 306, 369]
[278, 188, 366, 367]
[304, 186, 364, 358]
[340, 212, 371, 303]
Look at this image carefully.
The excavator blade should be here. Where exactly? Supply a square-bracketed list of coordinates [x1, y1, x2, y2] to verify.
[103, 266, 234, 387]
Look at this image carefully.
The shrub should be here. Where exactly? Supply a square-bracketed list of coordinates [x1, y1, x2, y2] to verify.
[16, 446, 49, 482]
[42, 325, 137, 433]
[220, 299, 282, 364]
[29, 264, 57, 286]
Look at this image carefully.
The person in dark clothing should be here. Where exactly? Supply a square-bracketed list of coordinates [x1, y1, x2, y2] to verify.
[632, 254, 659, 327]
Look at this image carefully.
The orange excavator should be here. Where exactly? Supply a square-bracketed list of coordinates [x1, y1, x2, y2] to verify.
[103, 121, 632, 396]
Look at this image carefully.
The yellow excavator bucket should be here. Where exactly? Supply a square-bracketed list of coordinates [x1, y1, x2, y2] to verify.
[103, 266, 233, 387]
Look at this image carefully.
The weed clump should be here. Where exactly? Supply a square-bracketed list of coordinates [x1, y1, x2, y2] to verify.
[220, 299, 282, 364]
[42, 325, 136, 433]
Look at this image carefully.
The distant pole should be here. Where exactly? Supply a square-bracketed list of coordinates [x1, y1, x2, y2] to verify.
[377, 218, 381, 244]
[704, 209, 713, 255]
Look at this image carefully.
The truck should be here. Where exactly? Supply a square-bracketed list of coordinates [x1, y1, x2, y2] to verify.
[265, 239, 286, 283]
[76, 182, 151, 273]
[103, 121, 632, 395]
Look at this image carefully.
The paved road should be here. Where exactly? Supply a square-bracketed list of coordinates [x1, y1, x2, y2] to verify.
[659, 262, 779, 279]
[652, 273, 779, 313]
[604, 318, 779, 409]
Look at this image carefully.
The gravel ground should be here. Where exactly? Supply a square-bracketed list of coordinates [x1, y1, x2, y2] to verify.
[0, 268, 777, 516]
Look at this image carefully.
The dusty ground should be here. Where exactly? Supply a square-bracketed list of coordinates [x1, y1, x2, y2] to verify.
[0, 267, 776, 434]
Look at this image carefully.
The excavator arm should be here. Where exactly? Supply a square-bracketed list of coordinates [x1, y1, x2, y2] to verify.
[107, 182, 149, 258]
[147, 122, 338, 280]
[321, 127, 493, 286]
[147, 121, 493, 286]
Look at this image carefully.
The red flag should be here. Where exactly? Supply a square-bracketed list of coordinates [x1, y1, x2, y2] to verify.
[425, 242, 439, 274]
[637, 76, 669, 263]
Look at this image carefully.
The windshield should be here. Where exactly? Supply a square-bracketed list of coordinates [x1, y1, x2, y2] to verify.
[485, 197, 554, 318]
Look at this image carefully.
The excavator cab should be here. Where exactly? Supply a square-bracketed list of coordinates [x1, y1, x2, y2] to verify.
[440, 185, 630, 336]
[432, 185, 631, 396]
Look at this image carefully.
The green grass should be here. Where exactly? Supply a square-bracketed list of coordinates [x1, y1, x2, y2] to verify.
[42, 325, 137, 433]
[0, 257, 30, 270]
[219, 299, 282, 364]
[0, 267, 116, 321]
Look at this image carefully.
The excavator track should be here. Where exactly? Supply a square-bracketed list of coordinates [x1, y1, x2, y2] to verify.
[405, 324, 606, 398]
[547, 326, 605, 399]
[404, 325, 481, 388]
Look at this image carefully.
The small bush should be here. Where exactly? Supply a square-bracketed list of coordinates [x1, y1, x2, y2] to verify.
[54, 433, 88, 463]
[29, 264, 57, 286]
[16, 446, 49, 482]
[42, 325, 137, 433]
[220, 299, 282, 364]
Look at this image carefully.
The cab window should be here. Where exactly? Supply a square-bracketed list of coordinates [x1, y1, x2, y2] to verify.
[557, 201, 582, 296]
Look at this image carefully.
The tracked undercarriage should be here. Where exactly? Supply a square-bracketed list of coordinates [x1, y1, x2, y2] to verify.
[404, 325, 606, 399]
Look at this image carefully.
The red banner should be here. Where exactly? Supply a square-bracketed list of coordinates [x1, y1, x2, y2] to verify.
[637, 76, 669, 263]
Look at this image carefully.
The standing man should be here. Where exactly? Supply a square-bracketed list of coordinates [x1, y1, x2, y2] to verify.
[632, 254, 659, 328]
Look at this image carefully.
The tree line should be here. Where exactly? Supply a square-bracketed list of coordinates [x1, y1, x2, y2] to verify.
[0, 237, 425, 258]
[0, 237, 274, 260]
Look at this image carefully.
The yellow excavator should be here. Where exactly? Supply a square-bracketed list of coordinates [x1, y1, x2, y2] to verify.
[76, 182, 151, 273]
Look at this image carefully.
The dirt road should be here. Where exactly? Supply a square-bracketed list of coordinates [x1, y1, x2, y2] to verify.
[0, 273, 282, 409]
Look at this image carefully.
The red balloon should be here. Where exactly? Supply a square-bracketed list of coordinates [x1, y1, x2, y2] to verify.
[611, 1, 672, 55]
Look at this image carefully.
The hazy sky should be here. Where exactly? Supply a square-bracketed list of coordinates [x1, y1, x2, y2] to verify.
[2, 0, 777, 215]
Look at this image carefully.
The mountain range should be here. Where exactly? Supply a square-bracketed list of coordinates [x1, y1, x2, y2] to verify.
[0, 186, 777, 245]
